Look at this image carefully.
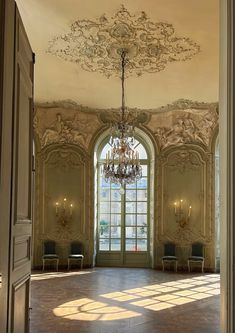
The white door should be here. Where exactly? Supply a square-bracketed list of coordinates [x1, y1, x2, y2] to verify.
[0, 1, 34, 332]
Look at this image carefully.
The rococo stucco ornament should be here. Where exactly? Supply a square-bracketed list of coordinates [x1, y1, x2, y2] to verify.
[47, 5, 200, 77]
[150, 109, 218, 150]
[34, 109, 101, 150]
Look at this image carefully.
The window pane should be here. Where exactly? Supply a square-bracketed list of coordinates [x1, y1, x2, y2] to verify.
[137, 202, 147, 214]
[126, 182, 136, 189]
[111, 202, 121, 213]
[126, 227, 136, 238]
[137, 189, 147, 201]
[100, 143, 112, 159]
[137, 239, 147, 251]
[137, 215, 147, 226]
[111, 189, 121, 201]
[137, 227, 147, 238]
[100, 188, 110, 201]
[100, 202, 110, 213]
[126, 202, 136, 214]
[125, 215, 136, 226]
[125, 239, 136, 251]
[111, 227, 121, 238]
[100, 177, 110, 188]
[141, 165, 148, 177]
[111, 239, 121, 251]
[99, 226, 110, 238]
[111, 183, 120, 189]
[111, 214, 121, 226]
[99, 215, 110, 226]
[126, 190, 136, 201]
[135, 143, 147, 159]
[137, 178, 147, 189]
[99, 239, 109, 251]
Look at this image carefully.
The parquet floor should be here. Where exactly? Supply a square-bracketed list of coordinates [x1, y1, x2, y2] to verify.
[30, 268, 220, 333]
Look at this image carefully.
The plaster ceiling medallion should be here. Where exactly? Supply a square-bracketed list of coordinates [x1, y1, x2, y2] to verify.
[47, 5, 200, 77]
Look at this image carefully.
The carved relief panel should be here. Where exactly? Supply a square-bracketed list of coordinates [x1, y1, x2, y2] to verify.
[145, 100, 218, 151]
[156, 147, 214, 270]
[34, 105, 102, 151]
[34, 146, 91, 267]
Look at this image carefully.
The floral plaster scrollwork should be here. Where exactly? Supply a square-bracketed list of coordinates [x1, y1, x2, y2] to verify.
[167, 150, 201, 173]
[34, 108, 102, 151]
[47, 6, 200, 77]
[99, 109, 149, 125]
[46, 150, 86, 172]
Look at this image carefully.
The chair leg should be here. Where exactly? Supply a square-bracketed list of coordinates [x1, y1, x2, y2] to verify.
[202, 261, 204, 273]
[68, 259, 70, 271]
[175, 261, 178, 272]
[188, 260, 190, 272]
[42, 259, 45, 271]
[162, 260, 164, 271]
[81, 258, 83, 270]
[56, 259, 59, 272]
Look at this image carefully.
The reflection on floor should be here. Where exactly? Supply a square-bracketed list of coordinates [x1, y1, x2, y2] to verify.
[30, 268, 220, 333]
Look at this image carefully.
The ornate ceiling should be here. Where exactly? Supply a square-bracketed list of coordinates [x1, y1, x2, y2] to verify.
[16, 0, 219, 109]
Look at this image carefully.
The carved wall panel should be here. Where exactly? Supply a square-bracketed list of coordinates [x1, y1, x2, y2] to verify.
[33, 146, 93, 267]
[34, 106, 102, 151]
[156, 147, 215, 270]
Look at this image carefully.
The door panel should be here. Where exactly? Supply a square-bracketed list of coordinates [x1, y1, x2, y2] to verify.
[8, 4, 33, 333]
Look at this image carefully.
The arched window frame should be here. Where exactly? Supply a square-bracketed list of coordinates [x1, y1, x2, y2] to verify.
[96, 135, 150, 254]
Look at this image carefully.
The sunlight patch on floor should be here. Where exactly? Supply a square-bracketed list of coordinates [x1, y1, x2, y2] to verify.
[52, 274, 220, 320]
[31, 271, 93, 281]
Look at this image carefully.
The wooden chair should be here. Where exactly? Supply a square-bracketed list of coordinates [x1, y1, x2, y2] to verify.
[68, 241, 84, 270]
[42, 240, 59, 271]
[188, 242, 205, 272]
[162, 242, 178, 272]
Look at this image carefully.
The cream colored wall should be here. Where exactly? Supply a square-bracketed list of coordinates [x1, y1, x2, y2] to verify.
[33, 100, 218, 271]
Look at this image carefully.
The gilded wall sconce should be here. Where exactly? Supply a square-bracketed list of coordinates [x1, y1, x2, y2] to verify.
[174, 199, 192, 228]
[55, 198, 73, 226]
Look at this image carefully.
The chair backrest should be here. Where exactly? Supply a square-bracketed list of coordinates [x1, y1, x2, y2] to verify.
[192, 242, 204, 257]
[164, 242, 176, 256]
[43, 240, 56, 255]
[71, 241, 83, 255]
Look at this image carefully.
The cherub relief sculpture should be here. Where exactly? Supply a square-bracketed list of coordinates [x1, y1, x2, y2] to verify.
[38, 111, 100, 150]
[153, 111, 217, 150]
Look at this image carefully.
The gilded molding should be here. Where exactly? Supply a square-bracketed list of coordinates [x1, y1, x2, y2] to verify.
[47, 6, 200, 77]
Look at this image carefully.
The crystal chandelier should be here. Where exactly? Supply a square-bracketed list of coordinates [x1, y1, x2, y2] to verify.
[102, 50, 142, 188]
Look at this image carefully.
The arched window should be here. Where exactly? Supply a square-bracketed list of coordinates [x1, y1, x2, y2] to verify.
[96, 137, 150, 267]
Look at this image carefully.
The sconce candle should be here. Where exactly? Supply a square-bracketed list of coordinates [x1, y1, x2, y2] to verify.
[174, 202, 177, 214]
[180, 199, 183, 210]
[55, 202, 59, 215]
[63, 197, 67, 208]
[188, 205, 192, 217]
[70, 204, 73, 216]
